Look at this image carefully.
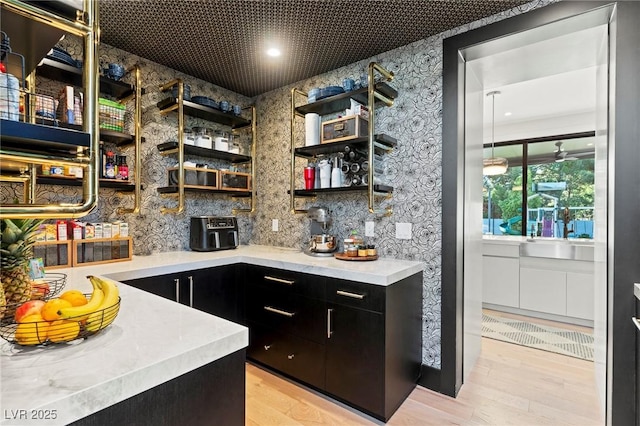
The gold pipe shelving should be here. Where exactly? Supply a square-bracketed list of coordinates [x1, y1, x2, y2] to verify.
[289, 61, 396, 217]
[0, 0, 100, 219]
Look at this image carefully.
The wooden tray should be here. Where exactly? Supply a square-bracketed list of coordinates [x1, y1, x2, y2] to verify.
[334, 253, 378, 261]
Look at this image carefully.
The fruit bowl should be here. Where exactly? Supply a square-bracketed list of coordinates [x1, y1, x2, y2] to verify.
[32, 273, 67, 300]
[0, 295, 120, 346]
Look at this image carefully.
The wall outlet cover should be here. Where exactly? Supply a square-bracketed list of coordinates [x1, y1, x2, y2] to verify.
[365, 221, 375, 237]
[396, 222, 412, 240]
[272, 219, 279, 232]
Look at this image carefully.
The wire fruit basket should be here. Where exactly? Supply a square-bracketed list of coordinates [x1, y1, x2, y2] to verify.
[0, 295, 120, 346]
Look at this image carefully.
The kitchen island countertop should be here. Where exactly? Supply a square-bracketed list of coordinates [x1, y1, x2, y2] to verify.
[1, 245, 422, 425]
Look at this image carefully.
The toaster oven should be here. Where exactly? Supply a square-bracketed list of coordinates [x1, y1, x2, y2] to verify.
[189, 216, 238, 252]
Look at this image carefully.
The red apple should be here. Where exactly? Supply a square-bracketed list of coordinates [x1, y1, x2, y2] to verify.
[15, 300, 46, 323]
[31, 282, 51, 299]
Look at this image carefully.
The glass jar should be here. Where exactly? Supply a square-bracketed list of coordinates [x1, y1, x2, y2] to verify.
[358, 245, 368, 257]
[367, 244, 377, 256]
[346, 246, 358, 257]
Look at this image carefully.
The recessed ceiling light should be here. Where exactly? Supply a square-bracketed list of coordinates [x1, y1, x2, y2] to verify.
[266, 48, 281, 57]
[504, 112, 512, 116]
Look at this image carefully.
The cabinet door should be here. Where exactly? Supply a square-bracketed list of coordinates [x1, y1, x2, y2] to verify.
[566, 271, 594, 320]
[188, 266, 241, 323]
[247, 321, 325, 389]
[123, 275, 181, 303]
[482, 256, 519, 307]
[325, 303, 384, 417]
[519, 267, 566, 315]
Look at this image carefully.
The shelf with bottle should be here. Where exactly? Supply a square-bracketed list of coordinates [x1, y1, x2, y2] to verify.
[294, 134, 396, 159]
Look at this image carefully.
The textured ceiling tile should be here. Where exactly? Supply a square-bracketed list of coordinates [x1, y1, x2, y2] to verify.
[99, 0, 530, 96]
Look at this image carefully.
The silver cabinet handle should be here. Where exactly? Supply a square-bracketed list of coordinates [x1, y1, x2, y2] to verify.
[336, 290, 365, 299]
[287, 354, 295, 360]
[264, 345, 271, 351]
[327, 308, 333, 338]
[632, 317, 640, 332]
[188, 275, 193, 307]
[264, 306, 295, 317]
[174, 278, 180, 303]
[264, 276, 295, 285]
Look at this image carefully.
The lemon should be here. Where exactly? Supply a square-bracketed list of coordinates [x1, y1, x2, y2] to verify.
[15, 314, 50, 345]
[59, 290, 89, 307]
[41, 298, 73, 321]
[48, 320, 80, 343]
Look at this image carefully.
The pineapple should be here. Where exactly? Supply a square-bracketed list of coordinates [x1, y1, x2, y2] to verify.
[1, 219, 44, 309]
[0, 284, 5, 320]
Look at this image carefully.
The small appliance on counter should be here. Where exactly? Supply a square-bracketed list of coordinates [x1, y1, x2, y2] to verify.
[305, 207, 337, 257]
[190, 216, 238, 252]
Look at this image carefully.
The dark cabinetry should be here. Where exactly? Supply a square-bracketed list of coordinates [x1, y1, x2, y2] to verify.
[244, 265, 422, 422]
[122, 265, 241, 323]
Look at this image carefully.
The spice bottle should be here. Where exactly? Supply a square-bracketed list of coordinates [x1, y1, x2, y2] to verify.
[367, 244, 377, 256]
[358, 245, 368, 257]
[105, 151, 116, 179]
[119, 156, 129, 181]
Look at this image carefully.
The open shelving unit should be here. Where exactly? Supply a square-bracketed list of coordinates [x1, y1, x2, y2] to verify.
[155, 79, 256, 214]
[289, 62, 397, 216]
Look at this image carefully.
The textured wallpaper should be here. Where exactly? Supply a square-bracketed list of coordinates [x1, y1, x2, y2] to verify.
[0, 0, 554, 369]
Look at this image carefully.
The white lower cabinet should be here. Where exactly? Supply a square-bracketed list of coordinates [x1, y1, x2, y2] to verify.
[519, 267, 567, 316]
[566, 271, 595, 320]
[482, 256, 519, 308]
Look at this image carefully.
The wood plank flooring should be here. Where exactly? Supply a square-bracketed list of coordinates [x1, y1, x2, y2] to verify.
[246, 337, 603, 425]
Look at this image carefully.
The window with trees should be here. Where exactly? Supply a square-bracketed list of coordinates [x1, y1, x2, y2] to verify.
[483, 133, 595, 239]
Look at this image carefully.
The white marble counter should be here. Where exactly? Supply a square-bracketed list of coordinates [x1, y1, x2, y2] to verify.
[63, 244, 424, 289]
[0, 245, 422, 425]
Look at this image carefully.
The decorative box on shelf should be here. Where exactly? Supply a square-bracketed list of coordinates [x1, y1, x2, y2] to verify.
[219, 170, 251, 191]
[322, 115, 368, 144]
[72, 237, 132, 267]
[167, 166, 218, 188]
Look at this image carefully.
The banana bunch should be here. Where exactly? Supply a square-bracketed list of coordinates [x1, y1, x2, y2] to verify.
[58, 275, 120, 332]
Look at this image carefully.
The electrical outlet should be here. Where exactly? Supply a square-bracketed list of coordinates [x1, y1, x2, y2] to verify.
[272, 219, 279, 232]
[395, 222, 412, 240]
[365, 221, 375, 237]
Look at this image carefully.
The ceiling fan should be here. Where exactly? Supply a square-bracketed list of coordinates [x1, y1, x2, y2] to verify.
[555, 141, 584, 162]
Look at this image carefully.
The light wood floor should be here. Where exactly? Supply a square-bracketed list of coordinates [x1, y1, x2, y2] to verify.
[246, 337, 603, 425]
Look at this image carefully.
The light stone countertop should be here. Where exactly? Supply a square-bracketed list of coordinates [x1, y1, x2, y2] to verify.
[1, 244, 423, 425]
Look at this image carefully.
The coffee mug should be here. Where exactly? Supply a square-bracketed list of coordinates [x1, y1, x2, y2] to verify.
[104, 63, 125, 81]
[342, 78, 355, 92]
[233, 105, 242, 116]
[220, 100, 230, 112]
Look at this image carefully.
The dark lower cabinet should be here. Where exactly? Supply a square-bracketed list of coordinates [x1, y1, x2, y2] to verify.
[325, 303, 384, 415]
[123, 263, 422, 422]
[245, 266, 423, 422]
[122, 264, 242, 323]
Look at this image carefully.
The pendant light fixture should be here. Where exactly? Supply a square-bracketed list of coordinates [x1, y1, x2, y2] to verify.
[483, 90, 508, 176]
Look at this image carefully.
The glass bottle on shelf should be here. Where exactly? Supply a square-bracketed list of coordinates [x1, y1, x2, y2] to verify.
[105, 151, 116, 179]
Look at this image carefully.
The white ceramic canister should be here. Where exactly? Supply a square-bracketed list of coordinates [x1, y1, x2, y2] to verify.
[214, 131, 229, 151]
[319, 159, 331, 188]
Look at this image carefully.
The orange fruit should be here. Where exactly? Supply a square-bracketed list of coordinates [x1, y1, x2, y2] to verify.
[48, 320, 80, 343]
[59, 290, 88, 307]
[15, 314, 50, 345]
[40, 298, 72, 321]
